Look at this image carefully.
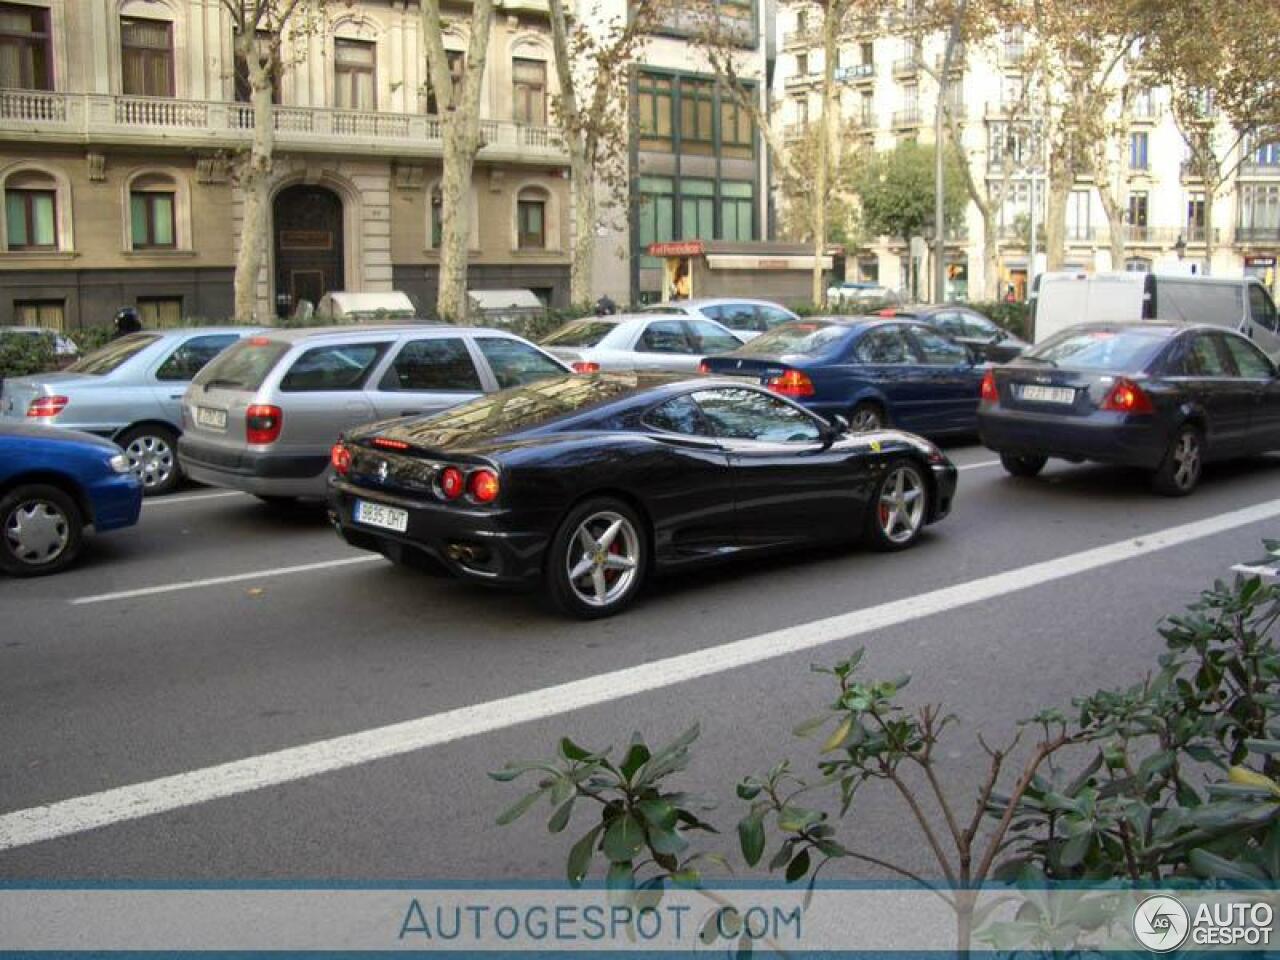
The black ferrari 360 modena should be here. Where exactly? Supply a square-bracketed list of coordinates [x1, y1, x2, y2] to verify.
[328, 374, 958, 618]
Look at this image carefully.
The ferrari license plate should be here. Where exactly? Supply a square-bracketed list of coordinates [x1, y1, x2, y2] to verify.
[1018, 384, 1075, 405]
[354, 499, 408, 533]
[195, 406, 227, 430]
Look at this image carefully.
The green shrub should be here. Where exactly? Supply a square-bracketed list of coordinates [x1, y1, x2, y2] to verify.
[0, 330, 57, 380]
[968, 300, 1032, 339]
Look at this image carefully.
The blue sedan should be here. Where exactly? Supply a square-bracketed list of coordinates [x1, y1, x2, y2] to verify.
[1, 423, 142, 576]
[701, 318, 985, 436]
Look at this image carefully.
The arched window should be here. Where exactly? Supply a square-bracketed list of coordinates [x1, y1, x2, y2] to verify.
[516, 187, 547, 250]
[124, 170, 190, 251]
[512, 57, 546, 124]
[1, 165, 71, 252]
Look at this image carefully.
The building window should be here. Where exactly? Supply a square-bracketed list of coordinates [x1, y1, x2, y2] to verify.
[859, 90, 874, 126]
[1252, 140, 1280, 168]
[680, 77, 715, 147]
[1240, 183, 1280, 238]
[1129, 131, 1149, 171]
[0, 3, 51, 90]
[860, 41, 874, 67]
[512, 57, 546, 125]
[334, 38, 375, 110]
[638, 176, 674, 267]
[720, 181, 754, 242]
[120, 17, 173, 97]
[137, 296, 182, 328]
[720, 86, 754, 158]
[517, 190, 546, 250]
[425, 49, 464, 114]
[1187, 194, 1206, 241]
[636, 72, 673, 149]
[234, 31, 280, 104]
[14, 298, 64, 329]
[1128, 191, 1149, 240]
[795, 52, 807, 76]
[1067, 189, 1091, 241]
[5, 186, 55, 250]
[794, 96, 808, 126]
[680, 178, 714, 241]
[130, 187, 176, 249]
[430, 186, 443, 248]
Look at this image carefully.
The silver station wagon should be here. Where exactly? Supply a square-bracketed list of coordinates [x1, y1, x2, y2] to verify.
[539, 314, 745, 373]
[178, 325, 571, 502]
[0, 328, 254, 494]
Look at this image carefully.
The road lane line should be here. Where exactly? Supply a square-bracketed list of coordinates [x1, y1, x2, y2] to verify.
[8, 498, 1279, 852]
[69, 556, 380, 605]
[145, 491, 248, 507]
[956, 459, 999, 472]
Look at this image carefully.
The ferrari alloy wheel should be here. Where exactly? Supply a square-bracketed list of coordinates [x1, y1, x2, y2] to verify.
[865, 460, 929, 552]
[547, 497, 646, 619]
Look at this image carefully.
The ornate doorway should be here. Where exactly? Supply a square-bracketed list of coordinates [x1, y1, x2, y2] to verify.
[273, 184, 344, 310]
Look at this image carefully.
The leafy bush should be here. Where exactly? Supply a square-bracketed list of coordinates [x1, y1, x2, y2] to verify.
[968, 300, 1032, 339]
[493, 542, 1280, 952]
[0, 330, 57, 380]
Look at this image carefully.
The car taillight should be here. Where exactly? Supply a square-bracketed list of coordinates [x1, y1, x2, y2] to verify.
[1102, 378, 1154, 414]
[26, 395, 68, 417]
[980, 370, 998, 404]
[698, 361, 711, 374]
[469, 468, 500, 504]
[765, 369, 815, 398]
[438, 466, 464, 500]
[330, 442, 351, 477]
[373, 437, 410, 451]
[571, 361, 600, 374]
[246, 404, 283, 444]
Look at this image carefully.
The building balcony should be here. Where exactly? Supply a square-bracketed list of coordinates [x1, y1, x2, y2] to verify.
[0, 90, 567, 165]
[836, 62, 876, 83]
[1185, 225, 1222, 244]
[892, 108, 922, 129]
[1239, 161, 1280, 178]
[784, 72, 820, 89]
[782, 25, 818, 49]
[1236, 225, 1280, 244]
[892, 56, 921, 77]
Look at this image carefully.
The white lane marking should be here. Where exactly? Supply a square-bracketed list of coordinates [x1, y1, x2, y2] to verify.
[5, 498, 1278, 852]
[69, 556, 380, 606]
[145, 491, 248, 507]
[956, 459, 1000, 472]
[1232, 563, 1279, 577]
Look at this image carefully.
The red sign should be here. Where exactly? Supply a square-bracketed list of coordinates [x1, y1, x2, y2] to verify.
[647, 241, 705, 258]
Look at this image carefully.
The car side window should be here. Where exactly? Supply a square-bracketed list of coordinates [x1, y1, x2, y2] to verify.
[721, 304, 763, 332]
[638, 320, 692, 354]
[699, 305, 726, 321]
[931, 312, 964, 336]
[911, 327, 969, 365]
[854, 327, 913, 364]
[685, 319, 742, 353]
[155, 334, 239, 382]
[1248, 284, 1279, 333]
[474, 338, 566, 389]
[1180, 334, 1231, 377]
[643, 395, 709, 435]
[279, 343, 389, 392]
[379, 337, 481, 392]
[693, 387, 821, 444]
[961, 312, 999, 338]
[1221, 335, 1275, 379]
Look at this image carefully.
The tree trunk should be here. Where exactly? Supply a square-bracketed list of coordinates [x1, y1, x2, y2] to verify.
[570, 155, 596, 308]
[981, 207, 999, 300]
[437, 127, 477, 322]
[1044, 146, 1071, 271]
[1095, 179, 1128, 271]
[813, 9, 839, 308]
[1202, 187, 1216, 276]
[233, 48, 275, 324]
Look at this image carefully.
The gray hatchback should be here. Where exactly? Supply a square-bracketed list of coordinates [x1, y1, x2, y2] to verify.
[178, 325, 571, 501]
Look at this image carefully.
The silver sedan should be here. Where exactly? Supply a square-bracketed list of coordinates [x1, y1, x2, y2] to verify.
[540, 314, 745, 373]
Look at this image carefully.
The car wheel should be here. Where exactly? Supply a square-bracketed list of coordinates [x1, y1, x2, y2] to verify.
[849, 401, 887, 433]
[546, 497, 647, 620]
[1000, 452, 1048, 478]
[1152, 425, 1203, 497]
[865, 460, 929, 552]
[0, 484, 84, 577]
[119, 425, 180, 496]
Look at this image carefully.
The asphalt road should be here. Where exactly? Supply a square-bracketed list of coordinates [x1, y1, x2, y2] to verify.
[1, 444, 1278, 882]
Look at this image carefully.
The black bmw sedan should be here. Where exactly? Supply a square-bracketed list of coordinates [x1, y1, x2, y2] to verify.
[328, 374, 958, 618]
[979, 322, 1280, 495]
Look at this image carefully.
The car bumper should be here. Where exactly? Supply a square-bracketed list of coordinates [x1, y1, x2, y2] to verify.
[88, 472, 143, 531]
[328, 478, 549, 586]
[179, 436, 330, 498]
[929, 462, 957, 523]
[978, 408, 1166, 469]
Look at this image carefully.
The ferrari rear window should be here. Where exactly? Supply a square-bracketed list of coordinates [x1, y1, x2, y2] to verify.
[737, 322, 850, 358]
[1029, 328, 1171, 371]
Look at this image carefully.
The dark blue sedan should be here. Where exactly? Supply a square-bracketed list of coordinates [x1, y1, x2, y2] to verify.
[700, 318, 985, 436]
[1, 423, 142, 576]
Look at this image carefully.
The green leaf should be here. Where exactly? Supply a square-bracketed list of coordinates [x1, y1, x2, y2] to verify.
[821, 716, 855, 753]
[606, 859, 635, 890]
[559, 737, 594, 762]
[785, 847, 812, 883]
[488, 761, 554, 782]
[738, 812, 766, 866]
[769, 840, 795, 871]
[1059, 831, 1091, 868]
[603, 812, 646, 862]
[635, 797, 677, 829]
[496, 788, 545, 826]
[1189, 848, 1268, 884]
[566, 824, 603, 886]
[646, 823, 689, 856]
[776, 806, 823, 833]
[620, 742, 651, 782]
[793, 714, 832, 738]
[1138, 750, 1176, 782]
[548, 797, 575, 834]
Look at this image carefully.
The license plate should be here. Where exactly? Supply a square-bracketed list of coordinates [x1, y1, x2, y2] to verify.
[354, 499, 408, 533]
[195, 406, 227, 430]
[1018, 385, 1076, 405]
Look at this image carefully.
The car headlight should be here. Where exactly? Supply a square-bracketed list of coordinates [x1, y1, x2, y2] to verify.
[109, 453, 131, 474]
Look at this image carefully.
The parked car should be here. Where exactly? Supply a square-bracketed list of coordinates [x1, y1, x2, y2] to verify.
[540, 314, 745, 373]
[641, 298, 800, 341]
[978, 322, 1280, 496]
[0, 423, 142, 576]
[827, 282, 901, 307]
[1031, 271, 1280, 359]
[328, 373, 957, 618]
[179, 325, 571, 502]
[0, 328, 254, 495]
[700, 318, 986, 437]
[882, 304, 1029, 362]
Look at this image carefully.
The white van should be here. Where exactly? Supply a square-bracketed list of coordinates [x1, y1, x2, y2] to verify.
[1031, 272, 1280, 360]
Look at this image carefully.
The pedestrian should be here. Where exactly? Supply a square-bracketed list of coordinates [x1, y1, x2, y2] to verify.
[112, 306, 142, 339]
[593, 294, 617, 317]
